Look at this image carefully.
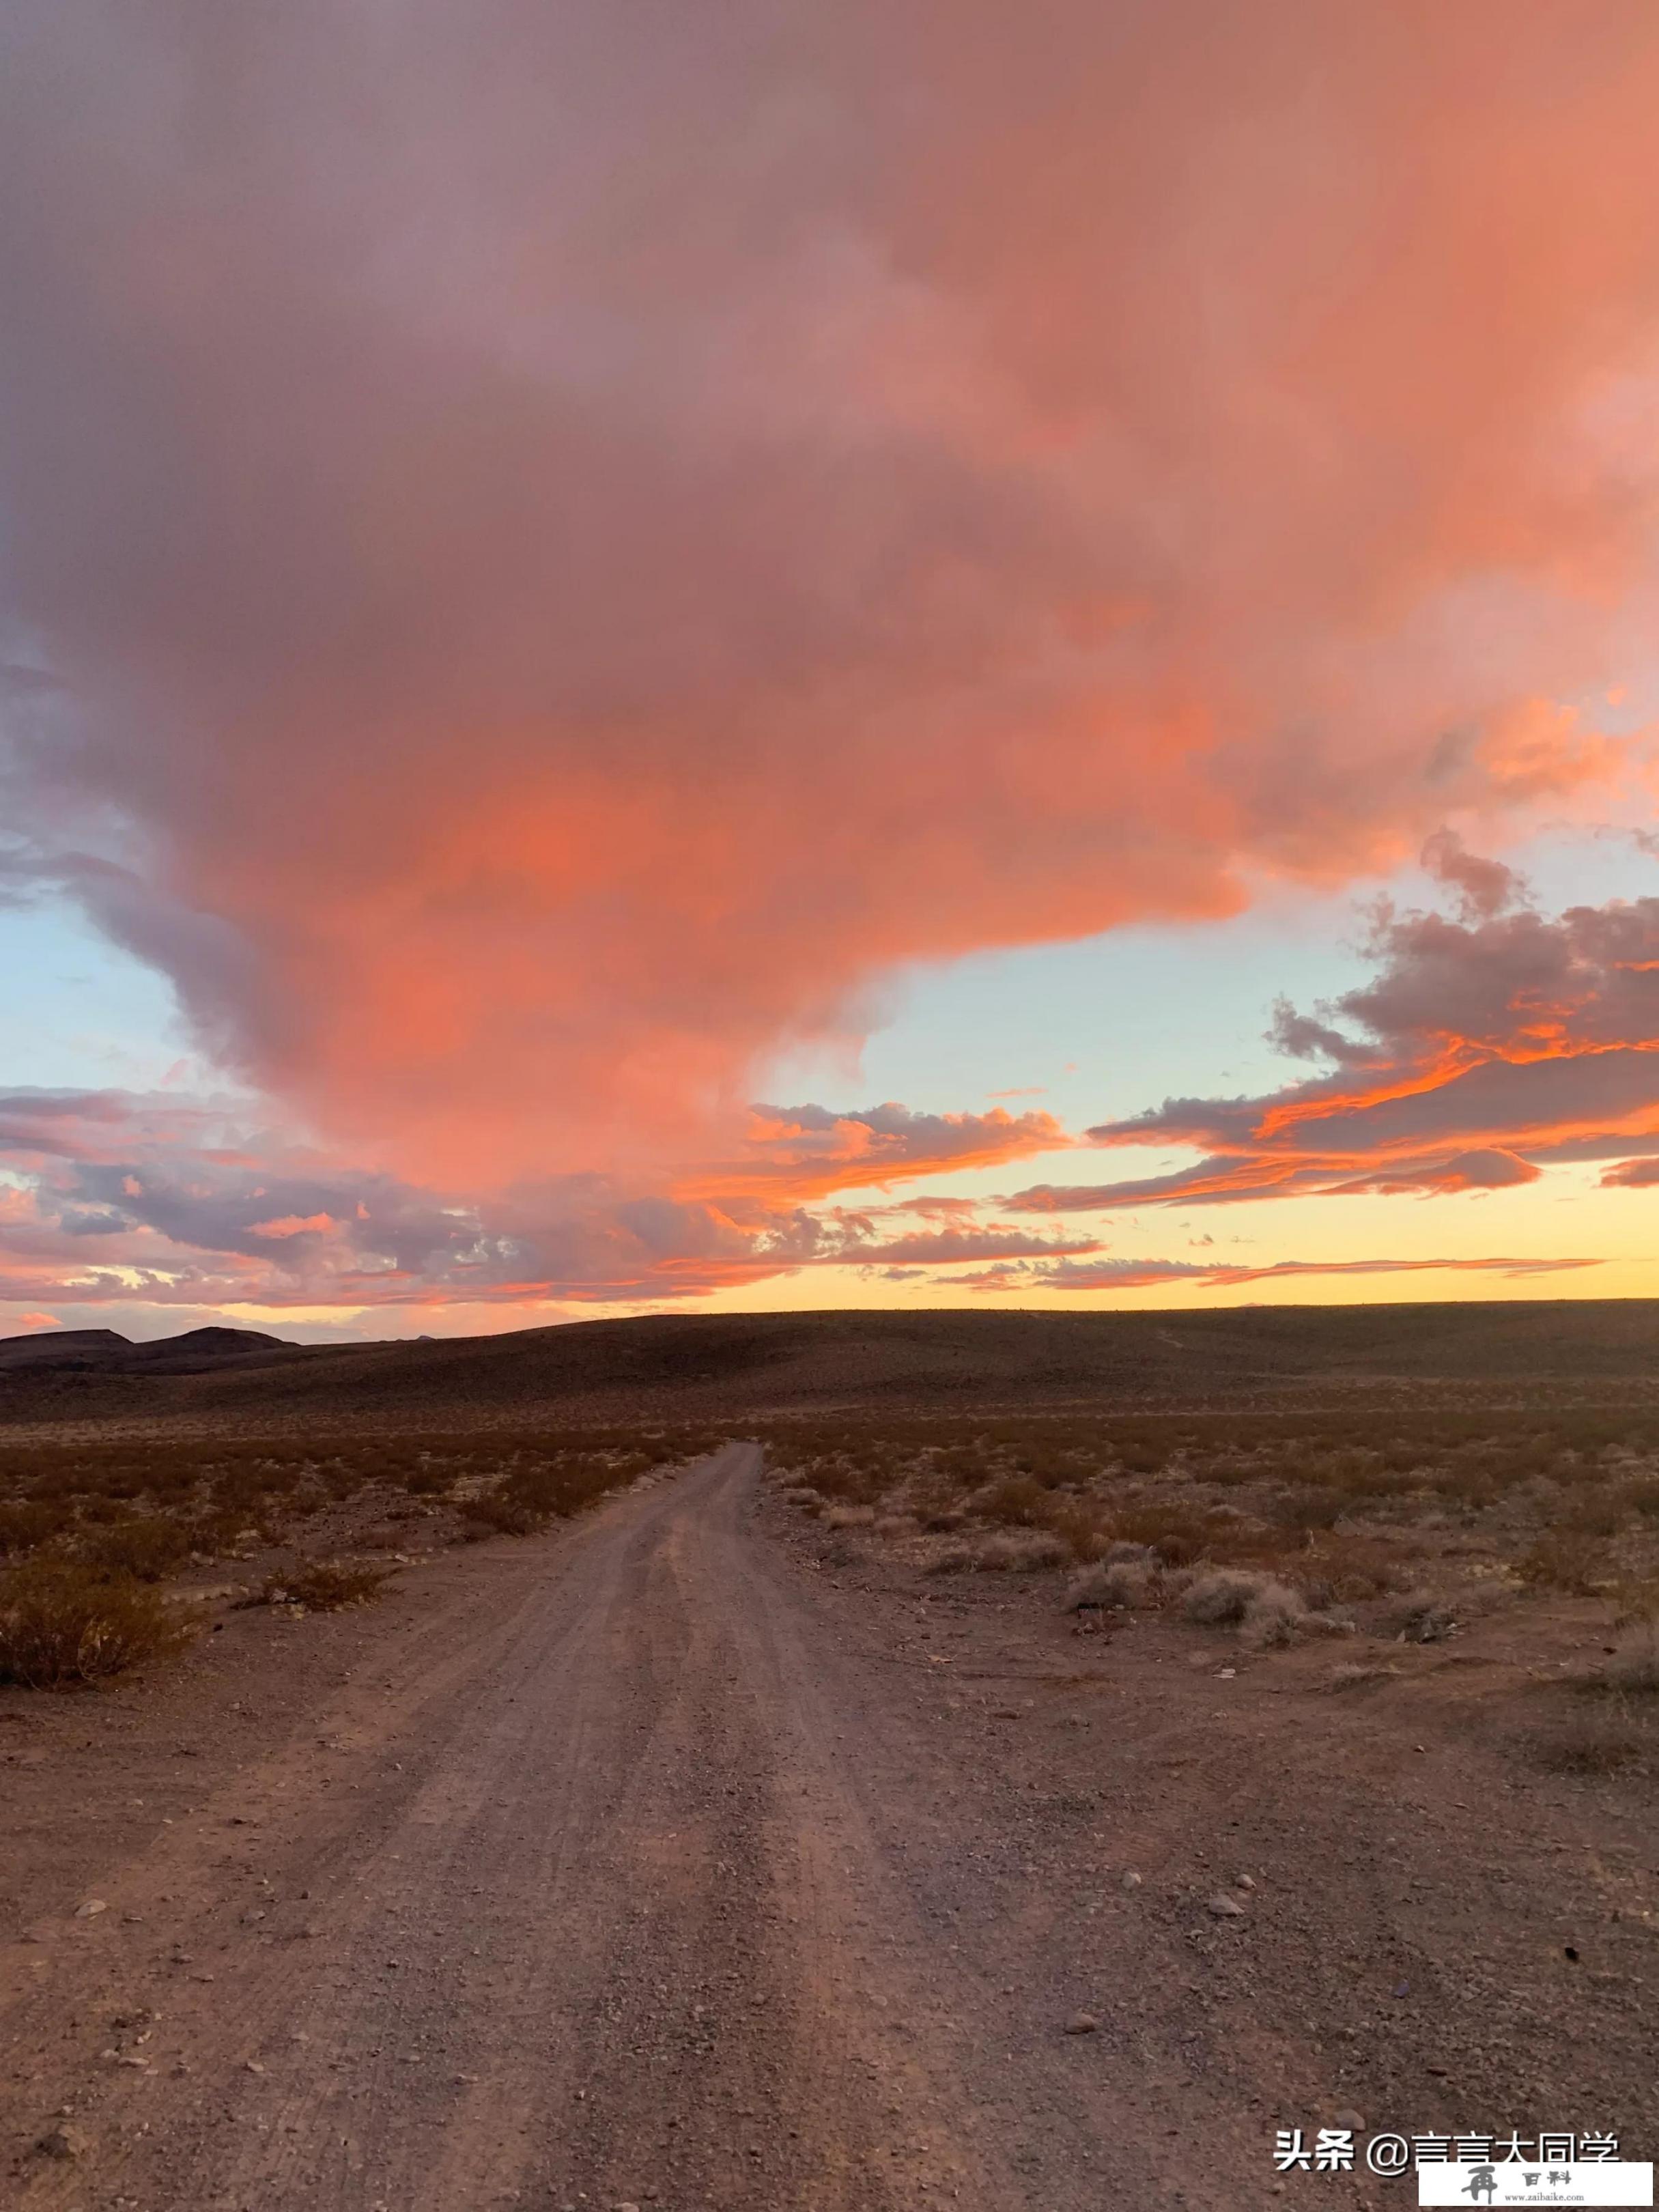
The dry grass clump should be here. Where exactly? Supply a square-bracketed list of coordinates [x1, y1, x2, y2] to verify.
[0, 1559, 197, 1688]
[823, 1504, 875, 1531]
[255, 1561, 388, 1610]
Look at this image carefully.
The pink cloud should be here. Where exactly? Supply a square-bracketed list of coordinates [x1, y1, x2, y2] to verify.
[1, 7, 1657, 1197]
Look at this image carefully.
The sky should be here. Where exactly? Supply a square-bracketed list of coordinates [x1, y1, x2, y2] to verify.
[4, 1, 1659, 1343]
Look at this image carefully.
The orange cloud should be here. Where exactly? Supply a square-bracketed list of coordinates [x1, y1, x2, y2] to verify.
[1010, 855, 1659, 1215]
[3, 6, 1659, 1191]
[684, 1104, 1069, 1204]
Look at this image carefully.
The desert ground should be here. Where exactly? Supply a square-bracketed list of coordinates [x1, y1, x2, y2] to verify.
[2, 1306, 1658, 2209]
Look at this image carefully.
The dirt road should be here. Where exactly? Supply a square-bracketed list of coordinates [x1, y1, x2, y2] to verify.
[1, 1445, 1094, 2209]
[5, 1442, 1656, 2211]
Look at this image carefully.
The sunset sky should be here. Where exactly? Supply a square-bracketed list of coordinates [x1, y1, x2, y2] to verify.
[5, 1, 1659, 1342]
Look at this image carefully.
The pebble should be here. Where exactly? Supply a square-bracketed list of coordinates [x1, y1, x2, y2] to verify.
[1207, 1894, 1247, 1918]
[1333, 2109, 1366, 2131]
[1120, 1871, 1143, 1891]
[74, 1899, 108, 1919]
[1235, 1875, 1255, 1890]
[1064, 2011, 1099, 2034]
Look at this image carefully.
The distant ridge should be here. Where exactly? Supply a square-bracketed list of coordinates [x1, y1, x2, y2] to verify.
[1, 1301, 1657, 1432]
[0, 1324, 294, 1376]
[0, 1327, 132, 1372]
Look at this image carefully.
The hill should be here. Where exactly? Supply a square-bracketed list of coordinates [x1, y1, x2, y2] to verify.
[1, 1301, 1657, 1434]
[0, 1325, 293, 1376]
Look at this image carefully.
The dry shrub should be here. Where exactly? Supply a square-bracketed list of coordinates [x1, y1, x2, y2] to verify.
[1064, 1559, 1152, 1612]
[81, 1516, 197, 1583]
[920, 1541, 975, 1576]
[0, 1560, 197, 1688]
[1044, 1499, 1109, 1562]
[1325, 1660, 1402, 1691]
[1239, 1580, 1307, 1649]
[257, 1561, 387, 1611]
[459, 1492, 543, 1537]
[1624, 1477, 1659, 1520]
[1517, 1530, 1608, 1595]
[1538, 1709, 1642, 1774]
[972, 1474, 1052, 1528]
[1600, 1626, 1659, 1697]
[0, 1499, 64, 1557]
[1387, 1590, 1462, 1644]
[1112, 1503, 1213, 1567]
[912, 1494, 966, 1533]
[780, 1486, 823, 1512]
[874, 1514, 917, 1538]
[1561, 1489, 1626, 1540]
[974, 1531, 1069, 1573]
[1183, 1568, 1270, 1626]
[823, 1504, 875, 1531]
[1299, 1533, 1417, 1603]
[1271, 1488, 1345, 1535]
[1610, 1575, 1659, 1628]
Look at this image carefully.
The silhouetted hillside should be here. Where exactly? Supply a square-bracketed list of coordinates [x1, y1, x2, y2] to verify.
[2, 1301, 1657, 1433]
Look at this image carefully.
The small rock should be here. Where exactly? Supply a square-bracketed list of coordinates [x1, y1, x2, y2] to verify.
[1391, 1979, 1410, 1998]
[1235, 1874, 1255, 1890]
[1120, 1870, 1143, 1891]
[1064, 2011, 1098, 2034]
[244, 2059, 266, 2074]
[1217, 1667, 1236, 1679]
[1333, 2109, 1366, 2131]
[74, 1899, 108, 1918]
[37, 2123, 89, 2160]
[1207, 1893, 1247, 1918]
